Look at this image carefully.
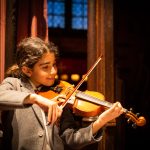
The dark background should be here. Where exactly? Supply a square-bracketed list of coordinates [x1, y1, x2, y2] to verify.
[114, 1, 150, 149]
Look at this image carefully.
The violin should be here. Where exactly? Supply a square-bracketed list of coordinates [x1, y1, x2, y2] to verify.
[37, 80, 146, 127]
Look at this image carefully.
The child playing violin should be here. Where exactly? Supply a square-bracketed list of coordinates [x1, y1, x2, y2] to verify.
[0, 37, 124, 150]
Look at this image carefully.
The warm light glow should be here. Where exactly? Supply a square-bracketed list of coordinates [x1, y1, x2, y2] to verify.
[71, 74, 80, 81]
[82, 75, 88, 81]
[60, 74, 68, 81]
[55, 75, 58, 79]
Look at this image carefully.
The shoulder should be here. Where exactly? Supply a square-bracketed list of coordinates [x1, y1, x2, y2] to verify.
[0, 77, 23, 90]
[0, 77, 25, 89]
[0, 77, 32, 92]
[1, 77, 21, 85]
[0, 77, 21, 91]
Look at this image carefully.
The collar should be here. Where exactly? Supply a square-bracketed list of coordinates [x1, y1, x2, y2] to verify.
[28, 79, 42, 92]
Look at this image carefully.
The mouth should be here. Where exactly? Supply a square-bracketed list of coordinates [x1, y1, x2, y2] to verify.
[47, 77, 55, 81]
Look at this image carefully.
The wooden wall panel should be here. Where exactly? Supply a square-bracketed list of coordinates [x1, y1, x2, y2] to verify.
[87, 0, 116, 150]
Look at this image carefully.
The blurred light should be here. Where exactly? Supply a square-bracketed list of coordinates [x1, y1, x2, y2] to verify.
[60, 74, 68, 80]
[55, 75, 58, 79]
[82, 75, 88, 81]
[71, 74, 80, 81]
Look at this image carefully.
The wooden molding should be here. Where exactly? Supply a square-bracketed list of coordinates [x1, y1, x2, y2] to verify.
[0, 0, 6, 82]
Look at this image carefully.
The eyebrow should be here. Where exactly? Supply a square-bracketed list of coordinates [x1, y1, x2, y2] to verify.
[39, 60, 56, 66]
[39, 62, 51, 66]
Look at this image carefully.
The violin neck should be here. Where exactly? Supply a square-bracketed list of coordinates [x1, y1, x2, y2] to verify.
[76, 91, 113, 108]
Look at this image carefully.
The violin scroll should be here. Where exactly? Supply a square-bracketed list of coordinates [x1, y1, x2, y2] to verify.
[124, 108, 146, 127]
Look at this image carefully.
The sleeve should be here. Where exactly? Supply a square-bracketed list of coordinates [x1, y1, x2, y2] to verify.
[0, 77, 31, 110]
[59, 106, 104, 149]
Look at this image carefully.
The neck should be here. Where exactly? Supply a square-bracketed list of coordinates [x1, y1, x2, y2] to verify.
[28, 79, 40, 90]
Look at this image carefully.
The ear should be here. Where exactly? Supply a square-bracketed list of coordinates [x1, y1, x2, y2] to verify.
[21, 66, 32, 77]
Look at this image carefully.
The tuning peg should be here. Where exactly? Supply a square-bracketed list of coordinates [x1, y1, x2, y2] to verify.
[132, 123, 137, 129]
[129, 108, 133, 112]
[127, 118, 131, 123]
[136, 113, 140, 117]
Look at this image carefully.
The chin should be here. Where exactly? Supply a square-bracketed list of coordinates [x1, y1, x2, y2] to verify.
[45, 81, 55, 86]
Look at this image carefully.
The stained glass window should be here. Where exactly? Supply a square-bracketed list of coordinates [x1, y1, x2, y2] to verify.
[47, 0, 65, 28]
[47, 0, 87, 30]
[72, 0, 87, 29]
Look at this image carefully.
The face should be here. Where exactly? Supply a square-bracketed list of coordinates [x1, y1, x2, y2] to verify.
[27, 52, 57, 87]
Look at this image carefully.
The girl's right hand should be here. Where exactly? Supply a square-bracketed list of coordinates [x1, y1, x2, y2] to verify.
[25, 94, 63, 124]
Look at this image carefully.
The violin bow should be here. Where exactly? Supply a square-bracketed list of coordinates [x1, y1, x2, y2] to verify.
[60, 54, 103, 108]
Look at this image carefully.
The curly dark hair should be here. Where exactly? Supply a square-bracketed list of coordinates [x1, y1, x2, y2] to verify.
[5, 37, 59, 79]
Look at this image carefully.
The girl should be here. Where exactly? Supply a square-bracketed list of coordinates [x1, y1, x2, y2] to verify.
[0, 37, 124, 150]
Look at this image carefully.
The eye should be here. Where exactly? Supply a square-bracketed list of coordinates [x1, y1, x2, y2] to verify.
[42, 65, 49, 70]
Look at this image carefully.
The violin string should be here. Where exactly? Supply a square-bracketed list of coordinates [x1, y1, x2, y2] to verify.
[76, 91, 113, 108]
[75, 91, 129, 113]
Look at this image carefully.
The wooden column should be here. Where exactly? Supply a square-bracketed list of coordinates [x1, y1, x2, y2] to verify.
[88, 0, 114, 101]
[0, 0, 6, 82]
[87, 0, 115, 150]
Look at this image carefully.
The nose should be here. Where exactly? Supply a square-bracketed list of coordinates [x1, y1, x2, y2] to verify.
[50, 66, 57, 74]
